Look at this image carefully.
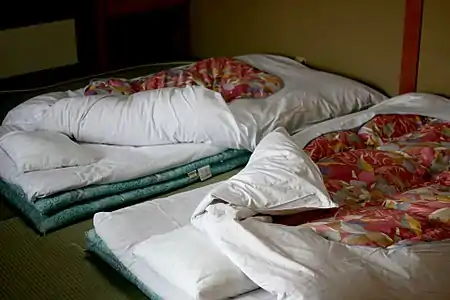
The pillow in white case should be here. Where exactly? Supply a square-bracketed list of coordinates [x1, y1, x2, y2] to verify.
[133, 224, 258, 300]
[0, 130, 98, 173]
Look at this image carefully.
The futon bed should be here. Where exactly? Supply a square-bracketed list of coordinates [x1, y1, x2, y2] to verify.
[87, 93, 450, 300]
[0, 54, 386, 233]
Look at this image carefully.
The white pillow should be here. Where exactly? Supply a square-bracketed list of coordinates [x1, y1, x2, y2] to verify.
[132, 224, 258, 300]
[0, 130, 98, 173]
[193, 127, 336, 218]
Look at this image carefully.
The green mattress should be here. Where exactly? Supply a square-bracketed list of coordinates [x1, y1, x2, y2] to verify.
[86, 229, 160, 299]
[0, 149, 250, 234]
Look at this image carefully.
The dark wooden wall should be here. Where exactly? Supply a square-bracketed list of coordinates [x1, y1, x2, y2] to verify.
[0, 0, 191, 89]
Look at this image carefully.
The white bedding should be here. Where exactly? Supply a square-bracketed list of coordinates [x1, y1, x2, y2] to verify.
[0, 130, 98, 173]
[3, 54, 386, 151]
[191, 94, 450, 300]
[94, 183, 274, 300]
[94, 94, 450, 300]
[0, 138, 225, 200]
[0, 54, 386, 199]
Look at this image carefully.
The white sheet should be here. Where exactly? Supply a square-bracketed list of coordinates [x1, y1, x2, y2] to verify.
[33, 86, 248, 149]
[0, 130, 98, 173]
[93, 175, 450, 300]
[131, 128, 336, 300]
[93, 93, 450, 300]
[291, 93, 450, 148]
[193, 128, 335, 218]
[93, 183, 274, 300]
[3, 54, 386, 151]
[234, 54, 386, 140]
[0, 54, 386, 200]
[0, 140, 225, 200]
[191, 93, 450, 300]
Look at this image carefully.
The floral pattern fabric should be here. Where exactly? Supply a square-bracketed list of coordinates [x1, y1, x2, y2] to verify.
[84, 57, 283, 103]
[303, 130, 365, 162]
[358, 114, 425, 147]
[295, 114, 450, 248]
[317, 149, 429, 206]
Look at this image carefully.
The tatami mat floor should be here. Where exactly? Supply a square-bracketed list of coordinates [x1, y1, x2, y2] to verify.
[0, 170, 240, 300]
[0, 198, 15, 222]
[0, 217, 147, 300]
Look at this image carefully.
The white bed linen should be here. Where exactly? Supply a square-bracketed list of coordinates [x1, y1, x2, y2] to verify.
[191, 93, 450, 300]
[0, 140, 225, 200]
[3, 54, 386, 151]
[94, 94, 450, 300]
[33, 86, 247, 149]
[291, 92, 450, 148]
[93, 183, 274, 300]
[133, 224, 259, 299]
[132, 128, 336, 300]
[0, 130, 98, 173]
[234, 54, 386, 140]
[0, 54, 386, 199]
[193, 128, 334, 219]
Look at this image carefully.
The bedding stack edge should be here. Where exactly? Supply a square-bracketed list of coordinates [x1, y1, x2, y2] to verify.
[0, 149, 250, 233]
[85, 229, 161, 300]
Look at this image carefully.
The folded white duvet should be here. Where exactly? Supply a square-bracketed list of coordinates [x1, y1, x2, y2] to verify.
[189, 94, 450, 300]
[134, 128, 337, 299]
[0, 54, 386, 199]
[0, 137, 225, 200]
[0, 130, 98, 173]
[34, 86, 248, 149]
[3, 54, 386, 151]
[133, 94, 450, 300]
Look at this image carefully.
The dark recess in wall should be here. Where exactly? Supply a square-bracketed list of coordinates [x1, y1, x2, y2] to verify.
[105, 5, 191, 68]
[0, 1, 75, 30]
[1, 1, 191, 89]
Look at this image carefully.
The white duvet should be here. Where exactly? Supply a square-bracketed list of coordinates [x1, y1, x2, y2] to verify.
[190, 94, 450, 300]
[126, 93, 450, 300]
[0, 136, 225, 200]
[0, 54, 386, 199]
[2, 54, 386, 150]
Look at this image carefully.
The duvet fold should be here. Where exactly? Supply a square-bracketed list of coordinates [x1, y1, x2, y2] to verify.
[12, 86, 250, 149]
[191, 93, 450, 300]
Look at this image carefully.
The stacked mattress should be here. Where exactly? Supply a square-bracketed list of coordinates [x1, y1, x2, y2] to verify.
[87, 93, 450, 300]
[0, 54, 386, 233]
[0, 146, 249, 233]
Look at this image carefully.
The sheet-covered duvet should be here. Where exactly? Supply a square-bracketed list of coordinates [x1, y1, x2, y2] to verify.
[0, 54, 385, 200]
[0, 128, 227, 200]
[191, 93, 450, 300]
[2, 54, 385, 150]
[98, 93, 450, 300]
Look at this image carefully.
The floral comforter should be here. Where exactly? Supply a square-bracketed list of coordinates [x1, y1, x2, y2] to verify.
[84, 57, 283, 102]
[280, 114, 450, 248]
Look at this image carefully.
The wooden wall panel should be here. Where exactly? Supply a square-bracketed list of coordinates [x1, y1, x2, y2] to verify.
[190, 0, 405, 95]
[417, 0, 450, 96]
[399, 0, 423, 94]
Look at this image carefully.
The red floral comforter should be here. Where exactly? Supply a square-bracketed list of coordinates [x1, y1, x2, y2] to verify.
[84, 57, 283, 103]
[282, 115, 450, 248]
